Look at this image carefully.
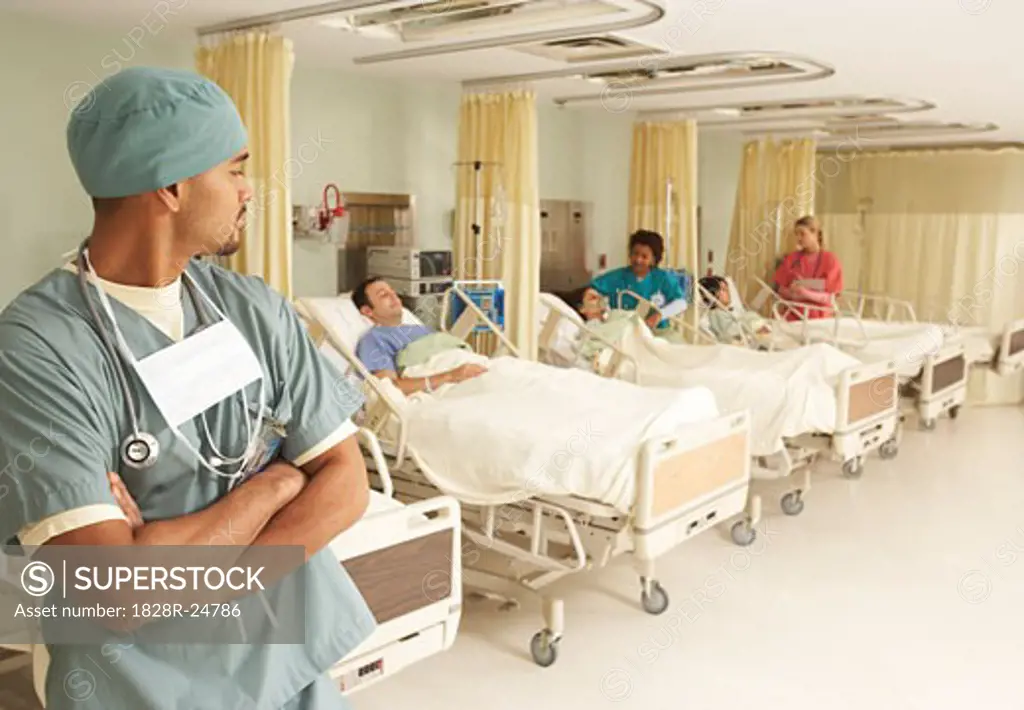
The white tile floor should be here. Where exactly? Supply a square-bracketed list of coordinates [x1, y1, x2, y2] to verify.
[353, 406, 1024, 710]
[3, 406, 1022, 709]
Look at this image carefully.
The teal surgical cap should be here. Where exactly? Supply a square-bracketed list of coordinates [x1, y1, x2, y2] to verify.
[66, 66, 248, 198]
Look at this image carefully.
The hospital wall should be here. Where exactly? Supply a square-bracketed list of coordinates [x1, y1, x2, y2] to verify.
[0, 9, 743, 304]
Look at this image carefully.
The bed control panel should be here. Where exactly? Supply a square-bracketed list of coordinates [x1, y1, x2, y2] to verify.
[337, 658, 385, 692]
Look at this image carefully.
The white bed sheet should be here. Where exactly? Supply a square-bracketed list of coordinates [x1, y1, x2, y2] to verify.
[375, 348, 720, 513]
[605, 319, 862, 456]
[947, 324, 998, 364]
[773, 318, 949, 378]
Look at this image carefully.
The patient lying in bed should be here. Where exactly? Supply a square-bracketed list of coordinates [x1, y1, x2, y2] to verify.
[353, 277, 487, 392]
[699, 276, 772, 345]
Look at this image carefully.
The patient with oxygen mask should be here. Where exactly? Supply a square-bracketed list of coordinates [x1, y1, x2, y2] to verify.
[353, 277, 487, 394]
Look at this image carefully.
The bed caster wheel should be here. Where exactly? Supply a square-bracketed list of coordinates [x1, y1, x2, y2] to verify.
[641, 581, 669, 615]
[780, 491, 804, 516]
[878, 438, 899, 460]
[921, 418, 937, 431]
[530, 630, 559, 668]
[949, 405, 961, 420]
[841, 459, 863, 479]
[731, 520, 756, 547]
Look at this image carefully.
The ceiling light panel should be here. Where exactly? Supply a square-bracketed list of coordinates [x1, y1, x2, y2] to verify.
[462, 51, 833, 102]
[640, 96, 933, 125]
[320, 0, 648, 42]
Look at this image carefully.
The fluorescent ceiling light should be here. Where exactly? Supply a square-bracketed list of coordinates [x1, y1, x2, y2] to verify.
[641, 96, 932, 125]
[463, 53, 834, 105]
[320, 0, 630, 43]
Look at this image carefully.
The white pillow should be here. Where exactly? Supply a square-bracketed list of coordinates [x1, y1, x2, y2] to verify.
[538, 292, 584, 326]
[301, 294, 425, 354]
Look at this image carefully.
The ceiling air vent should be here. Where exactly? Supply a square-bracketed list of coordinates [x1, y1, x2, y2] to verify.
[515, 33, 665, 63]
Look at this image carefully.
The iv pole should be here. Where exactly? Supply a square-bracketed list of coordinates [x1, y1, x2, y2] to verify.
[664, 177, 701, 341]
[453, 159, 502, 281]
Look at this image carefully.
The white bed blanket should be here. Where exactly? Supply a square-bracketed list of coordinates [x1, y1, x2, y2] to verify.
[946, 325, 997, 364]
[606, 319, 862, 456]
[378, 348, 721, 512]
[773, 319, 949, 377]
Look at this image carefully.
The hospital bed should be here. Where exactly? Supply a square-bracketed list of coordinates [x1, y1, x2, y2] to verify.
[746, 277, 1024, 428]
[833, 288, 1024, 377]
[536, 291, 902, 532]
[296, 290, 752, 667]
[0, 475, 461, 704]
[697, 276, 968, 430]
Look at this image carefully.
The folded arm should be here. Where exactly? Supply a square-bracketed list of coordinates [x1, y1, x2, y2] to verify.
[40, 436, 368, 626]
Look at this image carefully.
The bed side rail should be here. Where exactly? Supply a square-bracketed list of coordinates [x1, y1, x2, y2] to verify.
[439, 284, 520, 359]
[836, 290, 918, 323]
[536, 305, 642, 382]
[619, 289, 717, 345]
[294, 299, 412, 467]
[765, 289, 871, 351]
[692, 281, 761, 348]
[404, 448, 589, 575]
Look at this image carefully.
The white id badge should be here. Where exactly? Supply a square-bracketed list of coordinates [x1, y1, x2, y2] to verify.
[133, 320, 264, 429]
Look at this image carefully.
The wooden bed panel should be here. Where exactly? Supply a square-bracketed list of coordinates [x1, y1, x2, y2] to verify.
[342, 529, 454, 624]
[651, 431, 747, 518]
[848, 374, 897, 424]
[932, 354, 967, 394]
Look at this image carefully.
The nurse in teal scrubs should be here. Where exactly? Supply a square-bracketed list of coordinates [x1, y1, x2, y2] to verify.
[589, 229, 687, 330]
[0, 67, 375, 709]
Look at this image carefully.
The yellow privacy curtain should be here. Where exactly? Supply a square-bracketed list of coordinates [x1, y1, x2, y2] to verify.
[725, 138, 817, 303]
[454, 90, 541, 359]
[816, 147, 1024, 404]
[196, 33, 294, 298]
[628, 120, 698, 271]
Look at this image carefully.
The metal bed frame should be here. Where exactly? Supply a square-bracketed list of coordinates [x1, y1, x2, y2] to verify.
[297, 287, 752, 667]
[535, 288, 902, 540]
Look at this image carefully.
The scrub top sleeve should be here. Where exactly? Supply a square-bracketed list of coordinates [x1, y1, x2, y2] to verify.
[0, 352, 118, 544]
[275, 299, 365, 466]
[661, 272, 687, 312]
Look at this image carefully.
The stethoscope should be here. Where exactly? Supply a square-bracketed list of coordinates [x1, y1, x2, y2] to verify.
[76, 242, 263, 479]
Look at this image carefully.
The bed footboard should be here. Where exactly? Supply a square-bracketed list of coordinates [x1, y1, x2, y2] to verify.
[915, 341, 968, 426]
[330, 496, 462, 695]
[632, 410, 751, 561]
[995, 318, 1024, 376]
[833, 358, 901, 464]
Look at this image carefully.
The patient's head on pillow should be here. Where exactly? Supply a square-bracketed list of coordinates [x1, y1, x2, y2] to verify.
[556, 286, 606, 321]
[354, 276, 404, 326]
[580, 287, 607, 321]
[699, 276, 729, 308]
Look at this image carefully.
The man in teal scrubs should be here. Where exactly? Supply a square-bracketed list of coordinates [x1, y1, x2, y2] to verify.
[0, 67, 375, 708]
[589, 229, 687, 330]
